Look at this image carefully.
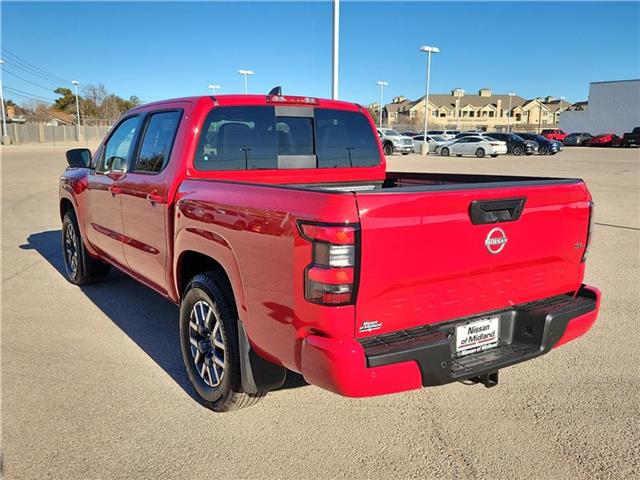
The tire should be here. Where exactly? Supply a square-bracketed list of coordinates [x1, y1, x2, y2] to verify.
[440, 147, 450, 156]
[491, 154, 498, 157]
[540, 146, 549, 155]
[475, 148, 485, 158]
[180, 272, 265, 412]
[401, 152, 410, 156]
[62, 210, 110, 285]
[512, 145, 524, 156]
[383, 143, 393, 156]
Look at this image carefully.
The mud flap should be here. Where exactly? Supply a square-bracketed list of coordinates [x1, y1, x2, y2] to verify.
[238, 321, 286, 394]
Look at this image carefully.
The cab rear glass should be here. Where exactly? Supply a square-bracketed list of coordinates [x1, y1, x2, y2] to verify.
[194, 106, 380, 171]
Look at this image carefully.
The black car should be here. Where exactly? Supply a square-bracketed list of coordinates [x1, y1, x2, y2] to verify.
[564, 132, 593, 146]
[517, 133, 563, 155]
[485, 132, 538, 156]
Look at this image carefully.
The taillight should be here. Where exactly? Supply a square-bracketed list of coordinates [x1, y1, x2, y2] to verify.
[298, 222, 359, 306]
[582, 201, 594, 262]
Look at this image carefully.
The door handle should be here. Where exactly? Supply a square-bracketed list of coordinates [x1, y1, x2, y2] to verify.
[109, 185, 122, 195]
[146, 191, 164, 204]
[469, 198, 526, 225]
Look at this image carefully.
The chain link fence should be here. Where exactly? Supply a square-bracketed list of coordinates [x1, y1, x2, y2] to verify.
[4, 123, 112, 145]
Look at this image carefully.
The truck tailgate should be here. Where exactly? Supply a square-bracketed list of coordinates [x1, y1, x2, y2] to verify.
[354, 181, 591, 338]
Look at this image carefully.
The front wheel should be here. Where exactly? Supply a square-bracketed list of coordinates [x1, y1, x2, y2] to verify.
[513, 145, 524, 156]
[440, 147, 450, 157]
[491, 154, 498, 157]
[475, 148, 485, 158]
[383, 143, 393, 156]
[401, 152, 410, 156]
[62, 210, 110, 285]
[540, 146, 549, 155]
[180, 272, 265, 412]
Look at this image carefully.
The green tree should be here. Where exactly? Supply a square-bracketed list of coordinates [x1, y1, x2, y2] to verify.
[53, 87, 76, 112]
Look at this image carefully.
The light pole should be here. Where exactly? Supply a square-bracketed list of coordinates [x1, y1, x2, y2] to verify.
[72, 80, 81, 141]
[419, 45, 439, 155]
[558, 96, 565, 125]
[332, 0, 340, 99]
[237, 70, 254, 94]
[0, 59, 8, 144]
[455, 88, 464, 130]
[507, 92, 515, 132]
[376, 81, 388, 127]
[208, 84, 221, 95]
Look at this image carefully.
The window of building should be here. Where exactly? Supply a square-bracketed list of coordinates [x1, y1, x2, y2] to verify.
[134, 111, 182, 173]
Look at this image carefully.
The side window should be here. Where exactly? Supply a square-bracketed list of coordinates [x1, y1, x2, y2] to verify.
[134, 111, 182, 173]
[97, 116, 141, 173]
[195, 107, 278, 171]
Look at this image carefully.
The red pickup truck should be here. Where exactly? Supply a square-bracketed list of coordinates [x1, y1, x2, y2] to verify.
[60, 93, 600, 412]
[541, 128, 568, 142]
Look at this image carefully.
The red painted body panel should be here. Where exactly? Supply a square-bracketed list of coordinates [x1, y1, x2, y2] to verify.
[59, 93, 601, 398]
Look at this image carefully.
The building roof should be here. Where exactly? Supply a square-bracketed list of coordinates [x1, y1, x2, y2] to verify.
[407, 93, 528, 110]
[544, 99, 572, 112]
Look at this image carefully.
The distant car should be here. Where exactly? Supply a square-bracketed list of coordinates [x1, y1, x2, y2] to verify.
[436, 136, 507, 158]
[454, 131, 487, 140]
[412, 134, 448, 153]
[590, 133, 622, 147]
[541, 129, 567, 142]
[485, 132, 538, 156]
[517, 133, 563, 155]
[621, 127, 640, 147]
[377, 128, 414, 155]
[401, 131, 419, 137]
[563, 132, 593, 146]
[427, 130, 459, 140]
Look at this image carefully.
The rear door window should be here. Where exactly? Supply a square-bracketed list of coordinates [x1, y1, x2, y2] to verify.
[133, 110, 182, 173]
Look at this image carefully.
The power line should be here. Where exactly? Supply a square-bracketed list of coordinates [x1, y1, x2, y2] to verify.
[4, 86, 56, 103]
[3, 69, 58, 93]
[1, 48, 69, 84]
[1, 59, 64, 86]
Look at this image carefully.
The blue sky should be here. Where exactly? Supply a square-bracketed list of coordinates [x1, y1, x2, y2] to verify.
[2, 1, 639, 106]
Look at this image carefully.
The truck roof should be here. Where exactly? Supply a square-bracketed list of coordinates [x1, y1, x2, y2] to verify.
[129, 94, 363, 112]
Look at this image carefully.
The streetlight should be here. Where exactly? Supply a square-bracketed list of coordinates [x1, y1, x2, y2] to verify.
[376, 81, 388, 127]
[72, 80, 81, 141]
[507, 92, 516, 132]
[419, 45, 439, 155]
[455, 88, 464, 130]
[0, 59, 8, 144]
[332, 0, 340, 99]
[208, 84, 221, 95]
[237, 70, 254, 94]
[558, 96, 565, 125]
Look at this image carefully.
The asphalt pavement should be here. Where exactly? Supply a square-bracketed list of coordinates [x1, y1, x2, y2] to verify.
[1, 144, 639, 479]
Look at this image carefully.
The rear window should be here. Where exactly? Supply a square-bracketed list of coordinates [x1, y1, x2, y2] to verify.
[194, 106, 379, 171]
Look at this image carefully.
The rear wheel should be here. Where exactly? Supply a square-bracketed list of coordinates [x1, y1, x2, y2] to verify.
[491, 154, 498, 157]
[440, 147, 450, 157]
[62, 210, 110, 285]
[475, 148, 485, 158]
[383, 143, 393, 156]
[512, 145, 524, 156]
[180, 272, 265, 412]
[540, 146, 549, 155]
[401, 152, 410, 156]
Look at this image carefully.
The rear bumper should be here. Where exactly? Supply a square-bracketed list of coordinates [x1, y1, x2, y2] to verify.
[300, 285, 600, 397]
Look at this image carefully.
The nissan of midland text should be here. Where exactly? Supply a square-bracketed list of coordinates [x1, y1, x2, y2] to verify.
[59, 92, 600, 412]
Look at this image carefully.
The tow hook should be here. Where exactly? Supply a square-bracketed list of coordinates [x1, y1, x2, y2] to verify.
[469, 371, 499, 388]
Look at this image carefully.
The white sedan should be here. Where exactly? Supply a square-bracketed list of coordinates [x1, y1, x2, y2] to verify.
[412, 134, 449, 153]
[434, 136, 507, 158]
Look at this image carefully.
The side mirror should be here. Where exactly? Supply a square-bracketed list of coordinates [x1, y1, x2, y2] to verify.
[66, 148, 91, 168]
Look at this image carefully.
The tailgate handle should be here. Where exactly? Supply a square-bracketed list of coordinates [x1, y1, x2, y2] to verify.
[469, 198, 526, 225]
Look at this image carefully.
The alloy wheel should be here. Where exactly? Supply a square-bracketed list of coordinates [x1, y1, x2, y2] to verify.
[64, 223, 79, 276]
[188, 300, 226, 388]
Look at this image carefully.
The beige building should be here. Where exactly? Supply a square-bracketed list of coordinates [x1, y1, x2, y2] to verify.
[385, 88, 572, 132]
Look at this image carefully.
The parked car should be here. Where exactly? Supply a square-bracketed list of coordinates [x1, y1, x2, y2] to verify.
[427, 130, 459, 140]
[541, 129, 567, 142]
[485, 133, 538, 156]
[59, 92, 600, 412]
[563, 132, 593, 146]
[377, 128, 414, 155]
[412, 134, 449, 153]
[590, 133, 622, 147]
[436, 136, 507, 158]
[621, 127, 640, 147]
[401, 131, 419, 137]
[517, 133, 563, 155]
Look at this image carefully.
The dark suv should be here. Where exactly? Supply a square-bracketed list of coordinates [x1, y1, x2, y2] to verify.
[518, 133, 563, 155]
[486, 132, 538, 156]
[564, 132, 593, 146]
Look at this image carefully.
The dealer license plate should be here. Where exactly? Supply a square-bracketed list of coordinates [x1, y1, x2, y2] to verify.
[455, 317, 499, 356]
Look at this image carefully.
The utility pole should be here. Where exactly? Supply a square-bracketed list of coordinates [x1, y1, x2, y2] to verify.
[0, 59, 9, 144]
[332, 0, 339, 99]
[72, 80, 81, 142]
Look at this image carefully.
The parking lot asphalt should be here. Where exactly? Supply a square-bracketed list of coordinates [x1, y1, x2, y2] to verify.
[2, 144, 639, 479]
